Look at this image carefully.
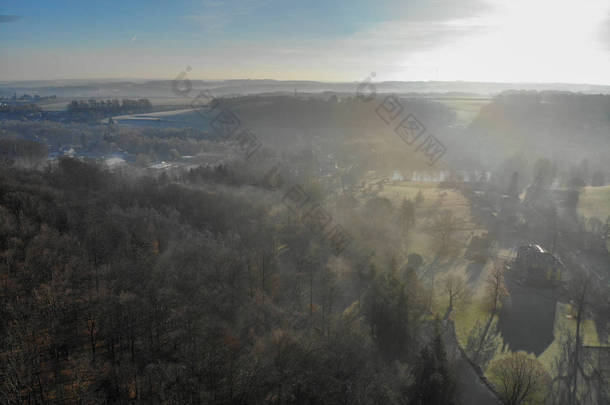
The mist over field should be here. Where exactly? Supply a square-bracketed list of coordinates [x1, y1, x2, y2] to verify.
[1, 1, 609, 404]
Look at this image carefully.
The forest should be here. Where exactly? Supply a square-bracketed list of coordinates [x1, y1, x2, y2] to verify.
[0, 156, 460, 404]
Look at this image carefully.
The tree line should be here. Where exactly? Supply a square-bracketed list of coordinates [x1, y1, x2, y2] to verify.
[67, 99, 153, 116]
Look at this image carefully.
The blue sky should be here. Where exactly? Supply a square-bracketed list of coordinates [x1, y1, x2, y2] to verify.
[1, 1, 388, 48]
[1, 0, 609, 83]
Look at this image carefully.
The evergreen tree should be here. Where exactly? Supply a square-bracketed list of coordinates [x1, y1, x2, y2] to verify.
[408, 324, 456, 405]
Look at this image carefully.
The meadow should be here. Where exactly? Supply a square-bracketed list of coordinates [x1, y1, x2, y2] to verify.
[578, 185, 610, 222]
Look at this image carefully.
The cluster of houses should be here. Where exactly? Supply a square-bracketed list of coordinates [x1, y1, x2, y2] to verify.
[390, 170, 492, 184]
[0, 92, 56, 104]
[513, 244, 564, 286]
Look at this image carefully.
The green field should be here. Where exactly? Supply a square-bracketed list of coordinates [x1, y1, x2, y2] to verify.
[377, 181, 473, 220]
[578, 185, 610, 222]
[434, 97, 491, 125]
[537, 302, 607, 372]
[374, 180, 478, 261]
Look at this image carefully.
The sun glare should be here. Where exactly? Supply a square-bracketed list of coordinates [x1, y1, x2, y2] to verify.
[406, 0, 610, 83]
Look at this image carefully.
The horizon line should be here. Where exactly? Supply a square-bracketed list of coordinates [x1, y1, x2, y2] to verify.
[2, 78, 610, 87]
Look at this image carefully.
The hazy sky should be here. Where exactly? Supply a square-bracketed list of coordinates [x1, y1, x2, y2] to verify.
[1, 0, 609, 84]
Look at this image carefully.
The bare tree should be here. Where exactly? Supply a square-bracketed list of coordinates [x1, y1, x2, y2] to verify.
[441, 272, 470, 319]
[428, 210, 466, 254]
[550, 270, 601, 405]
[568, 272, 591, 405]
[488, 352, 549, 405]
[549, 329, 594, 405]
[473, 261, 508, 363]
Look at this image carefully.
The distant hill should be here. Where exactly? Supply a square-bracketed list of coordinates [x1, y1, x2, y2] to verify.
[462, 91, 610, 170]
[1, 79, 609, 99]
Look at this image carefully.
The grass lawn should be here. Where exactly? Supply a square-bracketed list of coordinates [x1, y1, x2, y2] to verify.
[451, 300, 490, 347]
[376, 181, 442, 202]
[538, 302, 607, 373]
[578, 185, 610, 222]
[378, 180, 473, 221]
[433, 259, 494, 346]
[434, 97, 491, 126]
[370, 180, 476, 263]
[578, 185, 610, 250]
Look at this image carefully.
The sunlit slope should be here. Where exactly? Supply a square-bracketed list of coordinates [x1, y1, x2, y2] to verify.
[466, 92, 610, 169]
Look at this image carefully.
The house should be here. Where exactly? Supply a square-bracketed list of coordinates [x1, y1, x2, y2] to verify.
[523, 185, 579, 214]
[391, 170, 404, 182]
[410, 170, 450, 182]
[514, 244, 563, 286]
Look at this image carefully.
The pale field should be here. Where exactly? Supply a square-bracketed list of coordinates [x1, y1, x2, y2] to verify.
[577, 185, 610, 249]
[537, 302, 607, 372]
[578, 185, 610, 222]
[376, 180, 472, 220]
[371, 180, 480, 262]
[434, 97, 491, 126]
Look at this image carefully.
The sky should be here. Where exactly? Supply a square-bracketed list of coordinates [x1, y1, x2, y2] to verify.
[1, 0, 609, 84]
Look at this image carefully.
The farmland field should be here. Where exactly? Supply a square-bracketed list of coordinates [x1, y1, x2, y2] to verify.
[578, 185, 610, 222]
[434, 97, 491, 125]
